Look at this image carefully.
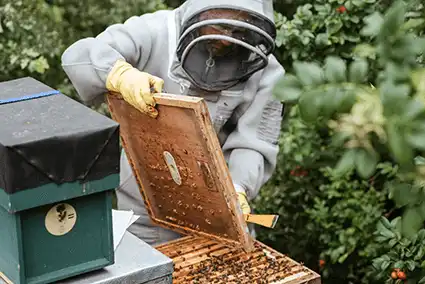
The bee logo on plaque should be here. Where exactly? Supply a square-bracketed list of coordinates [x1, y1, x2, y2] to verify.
[45, 203, 77, 236]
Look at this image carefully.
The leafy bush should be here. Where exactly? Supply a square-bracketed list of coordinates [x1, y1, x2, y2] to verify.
[263, 1, 425, 283]
[0, 1, 64, 84]
[308, 163, 397, 283]
[373, 217, 425, 283]
[254, 107, 326, 268]
[272, 0, 424, 73]
[254, 107, 397, 283]
[0, 0, 166, 103]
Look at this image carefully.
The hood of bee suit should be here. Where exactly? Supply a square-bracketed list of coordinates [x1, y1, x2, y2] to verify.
[174, 0, 276, 92]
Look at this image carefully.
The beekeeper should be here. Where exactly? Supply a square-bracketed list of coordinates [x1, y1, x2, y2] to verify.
[61, 0, 285, 246]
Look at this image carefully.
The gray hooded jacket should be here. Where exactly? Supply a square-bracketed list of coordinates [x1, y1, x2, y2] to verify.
[61, 0, 284, 243]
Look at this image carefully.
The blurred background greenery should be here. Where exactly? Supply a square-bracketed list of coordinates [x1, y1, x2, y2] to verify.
[1, 1, 424, 283]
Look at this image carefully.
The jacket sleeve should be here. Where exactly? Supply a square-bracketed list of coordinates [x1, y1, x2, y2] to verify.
[222, 56, 285, 200]
[61, 15, 153, 105]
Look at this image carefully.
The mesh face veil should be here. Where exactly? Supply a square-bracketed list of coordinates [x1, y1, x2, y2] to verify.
[176, 7, 276, 92]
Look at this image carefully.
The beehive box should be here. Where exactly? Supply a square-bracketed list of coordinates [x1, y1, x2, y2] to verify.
[156, 236, 320, 284]
[0, 77, 120, 284]
[106, 91, 321, 283]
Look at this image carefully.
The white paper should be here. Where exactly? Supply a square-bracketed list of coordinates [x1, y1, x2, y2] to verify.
[112, 209, 140, 251]
[129, 214, 140, 226]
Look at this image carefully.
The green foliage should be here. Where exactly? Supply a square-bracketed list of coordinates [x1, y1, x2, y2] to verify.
[275, 0, 425, 234]
[52, 0, 167, 45]
[273, 0, 382, 68]
[266, 0, 425, 282]
[254, 106, 328, 268]
[373, 217, 425, 283]
[308, 166, 389, 283]
[0, 0, 166, 103]
[254, 106, 397, 283]
[0, 1, 64, 83]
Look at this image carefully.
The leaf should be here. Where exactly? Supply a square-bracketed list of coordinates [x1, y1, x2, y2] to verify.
[293, 62, 325, 87]
[349, 59, 369, 83]
[298, 89, 322, 122]
[273, 74, 303, 103]
[419, 276, 425, 284]
[331, 131, 351, 147]
[320, 89, 337, 118]
[418, 229, 425, 241]
[393, 260, 405, 269]
[352, 0, 364, 7]
[327, 20, 343, 35]
[333, 148, 357, 177]
[403, 100, 425, 120]
[380, 81, 411, 116]
[355, 148, 378, 179]
[381, 260, 390, 271]
[406, 130, 425, 150]
[338, 252, 350, 263]
[372, 257, 386, 270]
[390, 183, 418, 208]
[406, 260, 416, 271]
[354, 44, 376, 59]
[389, 238, 398, 247]
[376, 235, 391, 242]
[402, 205, 425, 238]
[411, 68, 425, 94]
[377, 222, 396, 239]
[324, 56, 347, 83]
[338, 89, 356, 112]
[381, 216, 393, 230]
[28, 57, 50, 74]
[414, 156, 425, 166]
[315, 33, 330, 46]
[361, 12, 384, 37]
[402, 18, 425, 31]
[379, 1, 406, 39]
[386, 121, 414, 167]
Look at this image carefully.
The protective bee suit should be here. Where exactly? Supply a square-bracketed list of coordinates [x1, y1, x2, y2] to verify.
[61, 0, 285, 246]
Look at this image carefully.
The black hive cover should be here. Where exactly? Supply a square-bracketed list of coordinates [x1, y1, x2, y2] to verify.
[0, 77, 120, 194]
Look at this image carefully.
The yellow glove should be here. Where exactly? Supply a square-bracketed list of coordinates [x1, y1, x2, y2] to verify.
[106, 59, 164, 118]
[237, 192, 251, 215]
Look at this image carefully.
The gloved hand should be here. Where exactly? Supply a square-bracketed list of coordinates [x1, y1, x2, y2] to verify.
[237, 192, 251, 214]
[106, 59, 164, 118]
[234, 184, 251, 214]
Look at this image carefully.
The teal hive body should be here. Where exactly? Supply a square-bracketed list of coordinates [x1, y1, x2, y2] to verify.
[0, 77, 120, 284]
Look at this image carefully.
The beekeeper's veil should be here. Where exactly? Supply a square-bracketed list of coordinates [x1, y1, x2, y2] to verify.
[176, 0, 276, 92]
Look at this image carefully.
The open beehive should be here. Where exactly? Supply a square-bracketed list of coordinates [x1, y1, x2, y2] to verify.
[156, 236, 320, 284]
[106, 92, 321, 283]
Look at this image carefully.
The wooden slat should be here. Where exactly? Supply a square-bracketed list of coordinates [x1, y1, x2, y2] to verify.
[106, 92, 254, 251]
[156, 236, 321, 284]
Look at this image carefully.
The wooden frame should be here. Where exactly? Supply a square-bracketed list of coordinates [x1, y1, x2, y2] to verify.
[106, 92, 254, 251]
[155, 235, 322, 284]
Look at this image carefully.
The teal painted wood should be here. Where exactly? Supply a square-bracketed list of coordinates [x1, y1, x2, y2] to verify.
[0, 174, 119, 213]
[0, 175, 116, 284]
[0, 207, 24, 283]
[0, 191, 114, 284]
